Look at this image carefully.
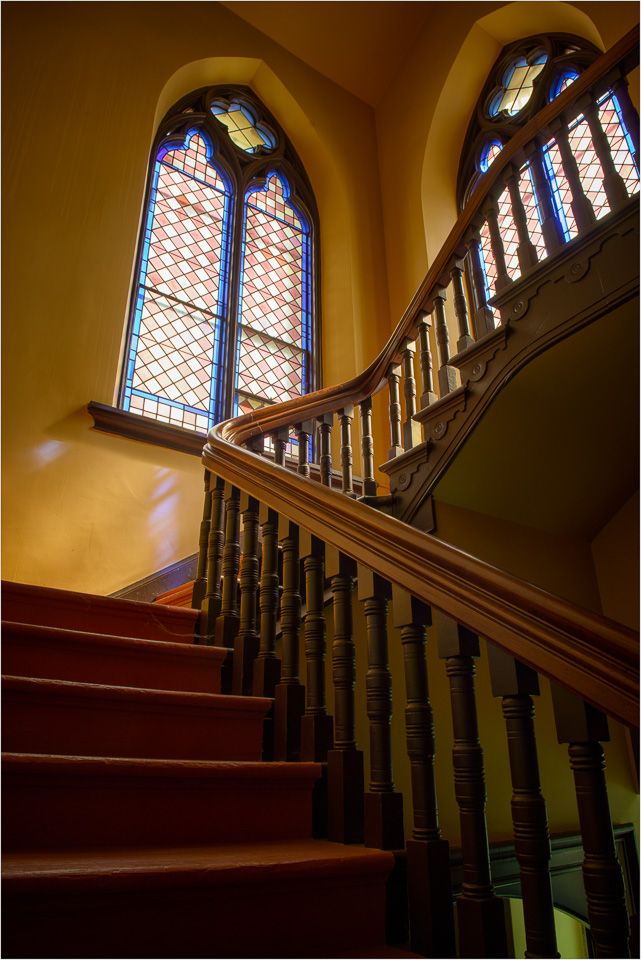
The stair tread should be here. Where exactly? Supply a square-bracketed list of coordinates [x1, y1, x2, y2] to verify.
[1, 620, 225, 658]
[3, 840, 396, 890]
[2, 752, 321, 781]
[2, 675, 269, 712]
[1, 580, 198, 640]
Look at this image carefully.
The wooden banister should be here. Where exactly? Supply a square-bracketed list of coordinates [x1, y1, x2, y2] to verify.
[214, 28, 639, 448]
[204, 29, 640, 730]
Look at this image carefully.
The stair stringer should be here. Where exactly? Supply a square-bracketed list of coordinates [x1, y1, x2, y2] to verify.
[378, 198, 639, 528]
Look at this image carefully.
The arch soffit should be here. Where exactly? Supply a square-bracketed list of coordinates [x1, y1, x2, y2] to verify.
[419, 2, 605, 262]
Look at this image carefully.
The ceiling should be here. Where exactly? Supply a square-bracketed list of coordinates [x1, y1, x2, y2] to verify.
[220, 1, 435, 106]
[433, 298, 639, 542]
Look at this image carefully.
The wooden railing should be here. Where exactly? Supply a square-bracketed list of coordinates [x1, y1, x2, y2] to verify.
[193, 29, 639, 960]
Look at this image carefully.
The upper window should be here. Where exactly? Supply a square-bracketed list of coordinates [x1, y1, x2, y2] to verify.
[457, 34, 639, 322]
[119, 86, 320, 434]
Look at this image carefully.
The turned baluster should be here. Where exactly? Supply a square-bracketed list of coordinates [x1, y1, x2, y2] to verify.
[487, 644, 559, 959]
[273, 426, 290, 467]
[252, 505, 281, 759]
[300, 531, 333, 763]
[295, 420, 313, 478]
[611, 74, 640, 170]
[232, 492, 261, 696]
[214, 482, 241, 649]
[432, 287, 458, 397]
[552, 684, 631, 958]
[582, 93, 630, 212]
[466, 229, 495, 338]
[359, 397, 378, 496]
[317, 412, 334, 487]
[435, 610, 508, 958]
[548, 117, 597, 232]
[401, 338, 421, 451]
[192, 471, 211, 611]
[417, 310, 438, 408]
[198, 474, 226, 645]
[338, 405, 355, 496]
[524, 140, 565, 254]
[358, 565, 404, 850]
[504, 163, 540, 274]
[393, 587, 455, 958]
[484, 198, 512, 292]
[273, 518, 305, 762]
[386, 363, 404, 460]
[326, 548, 363, 843]
[451, 259, 475, 354]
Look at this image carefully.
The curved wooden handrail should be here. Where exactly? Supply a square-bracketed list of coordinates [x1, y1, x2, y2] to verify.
[218, 27, 639, 447]
[205, 29, 640, 729]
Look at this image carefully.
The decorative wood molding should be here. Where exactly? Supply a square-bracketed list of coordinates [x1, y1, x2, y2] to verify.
[448, 324, 510, 383]
[411, 385, 469, 439]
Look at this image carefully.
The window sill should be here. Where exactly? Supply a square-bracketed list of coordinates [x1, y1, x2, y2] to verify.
[87, 402, 369, 494]
[87, 402, 208, 457]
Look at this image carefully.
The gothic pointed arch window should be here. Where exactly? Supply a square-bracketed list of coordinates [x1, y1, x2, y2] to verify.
[118, 86, 320, 435]
[457, 34, 639, 321]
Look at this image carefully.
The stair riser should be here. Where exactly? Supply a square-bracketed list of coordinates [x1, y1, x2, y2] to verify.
[2, 635, 224, 694]
[3, 875, 389, 959]
[3, 695, 265, 761]
[3, 775, 315, 849]
[2, 583, 197, 643]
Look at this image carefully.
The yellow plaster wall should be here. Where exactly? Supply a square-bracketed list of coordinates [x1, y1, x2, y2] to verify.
[2, 1, 391, 593]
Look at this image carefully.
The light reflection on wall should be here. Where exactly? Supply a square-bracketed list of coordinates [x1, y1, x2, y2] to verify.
[147, 467, 181, 568]
[31, 440, 66, 467]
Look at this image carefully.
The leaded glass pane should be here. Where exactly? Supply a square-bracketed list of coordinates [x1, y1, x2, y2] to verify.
[235, 173, 310, 414]
[490, 53, 547, 117]
[122, 132, 230, 430]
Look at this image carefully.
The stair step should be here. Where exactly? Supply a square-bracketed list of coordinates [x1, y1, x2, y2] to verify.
[1, 621, 226, 693]
[154, 581, 195, 607]
[2, 754, 321, 850]
[2, 677, 270, 761]
[1, 580, 198, 642]
[2, 840, 396, 959]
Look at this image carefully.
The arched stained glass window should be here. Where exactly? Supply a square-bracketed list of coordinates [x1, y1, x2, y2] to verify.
[119, 86, 319, 435]
[458, 34, 640, 314]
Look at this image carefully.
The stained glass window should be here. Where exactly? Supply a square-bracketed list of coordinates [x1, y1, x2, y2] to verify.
[236, 173, 310, 416]
[459, 36, 638, 324]
[488, 51, 547, 117]
[119, 87, 319, 436]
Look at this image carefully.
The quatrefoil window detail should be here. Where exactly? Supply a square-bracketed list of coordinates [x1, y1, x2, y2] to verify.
[210, 99, 277, 154]
[488, 50, 548, 117]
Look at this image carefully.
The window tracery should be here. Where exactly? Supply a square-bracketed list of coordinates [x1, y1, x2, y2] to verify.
[119, 86, 319, 434]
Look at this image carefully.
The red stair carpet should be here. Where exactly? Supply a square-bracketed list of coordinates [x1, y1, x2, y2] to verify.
[2, 581, 417, 959]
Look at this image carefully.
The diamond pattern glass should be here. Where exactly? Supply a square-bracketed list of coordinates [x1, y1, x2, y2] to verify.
[543, 93, 639, 241]
[235, 173, 310, 413]
[479, 88, 639, 313]
[122, 133, 230, 430]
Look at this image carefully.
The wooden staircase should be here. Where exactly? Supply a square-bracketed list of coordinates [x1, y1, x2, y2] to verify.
[1, 581, 414, 960]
